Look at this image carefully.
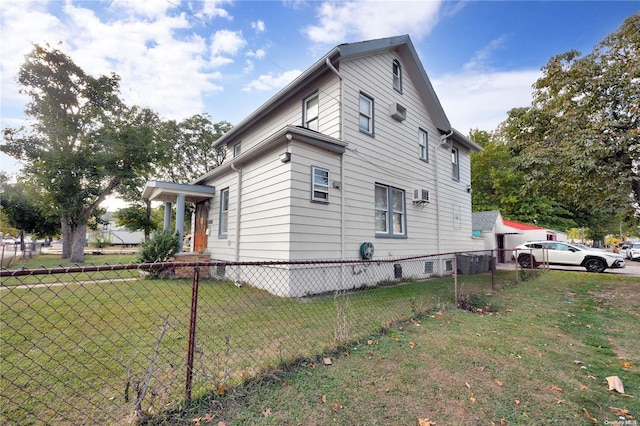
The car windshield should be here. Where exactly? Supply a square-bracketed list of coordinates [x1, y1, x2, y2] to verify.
[632, 243, 640, 249]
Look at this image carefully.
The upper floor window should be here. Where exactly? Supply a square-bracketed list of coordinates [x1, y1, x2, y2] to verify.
[419, 128, 428, 161]
[304, 93, 319, 131]
[219, 188, 229, 238]
[451, 146, 460, 181]
[392, 59, 402, 93]
[311, 166, 329, 203]
[359, 93, 374, 135]
[233, 143, 241, 157]
[375, 183, 406, 238]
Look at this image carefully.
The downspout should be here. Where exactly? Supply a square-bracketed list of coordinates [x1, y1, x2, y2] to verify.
[326, 57, 345, 260]
[436, 130, 454, 253]
[231, 163, 242, 262]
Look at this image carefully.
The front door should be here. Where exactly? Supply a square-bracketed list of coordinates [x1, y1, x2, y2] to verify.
[193, 201, 209, 253]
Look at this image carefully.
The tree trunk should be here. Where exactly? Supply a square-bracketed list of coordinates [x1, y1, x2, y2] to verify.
[69, 223, 87, 263]
[60, 216, 72, 259]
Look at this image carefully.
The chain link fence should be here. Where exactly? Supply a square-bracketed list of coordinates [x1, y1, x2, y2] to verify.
[1, 250, 520, 425]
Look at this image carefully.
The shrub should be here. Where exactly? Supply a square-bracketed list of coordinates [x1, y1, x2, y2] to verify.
[136, 230, 180, 264]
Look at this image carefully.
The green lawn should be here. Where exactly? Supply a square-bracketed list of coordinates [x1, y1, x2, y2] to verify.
[153, 271, 640, 426]
[1, 264, 505, 425]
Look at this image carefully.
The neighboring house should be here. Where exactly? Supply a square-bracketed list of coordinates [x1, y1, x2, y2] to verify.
[472, 210, 567, 263]
[144, 35, 483, 296]
[97, 212, 145, 246]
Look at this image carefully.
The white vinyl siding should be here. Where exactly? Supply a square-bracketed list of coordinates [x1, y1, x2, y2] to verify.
[311, 166, 329, 203]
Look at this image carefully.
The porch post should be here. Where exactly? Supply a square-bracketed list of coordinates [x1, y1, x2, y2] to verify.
[164, 202, 172, 231]
[175, 194, 186, 249]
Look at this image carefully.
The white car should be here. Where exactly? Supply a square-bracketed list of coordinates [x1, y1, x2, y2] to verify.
[626, 243, 640, 261]
[512, 241, 626, 273]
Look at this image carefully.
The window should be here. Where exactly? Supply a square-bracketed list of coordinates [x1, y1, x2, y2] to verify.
[359, 93, 374, 135]
[303, 93, 319, 131]
[375, 183, 406, 237]
[392, 59, 402, 93]
[451, 146, 459, 180]
[311, 166, 329, 203]
[218, 188, 229, 238]
[419, 128, 428, 161]
[233, 143, 241, 157]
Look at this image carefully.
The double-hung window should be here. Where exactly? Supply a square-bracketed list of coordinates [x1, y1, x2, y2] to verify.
[451, 147, 460, 181]
[359, 93, 374, 135]
[419, 128, 428, 161]
[375, 184, 406, 237]
[311, 166, 329, 203]
[233, 143, 241, 157]
[392, 59, 402, 93]
[218, 188, 229, 238]
[303, 93, 319, 131]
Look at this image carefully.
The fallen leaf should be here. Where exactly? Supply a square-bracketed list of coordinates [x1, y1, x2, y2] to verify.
[409, 341, 416, 349]
[555, 399, 565, 404]
[580, 385, 589, 390]
[321, 395, 327, 403]
[417, 419, 436, 426]
[282, 381, 290, 387]
[217, 422, 226, 426]
[201, 413, 214, 422]
[609, 406, 630, 416]
[465, 382, 471, 389]
[550, 384, 563, 393]
[587, 375, 596, 380]
[263, 407, 271, 417]
[514, 399, 520, 406]
[606, 376, 625, 394]
[470, 397, 476, 403]
[582, 408, 598, 423]
[215, 385, 226, 395]
[495, 379, 504, 387]
[333, 401, 343, 411]
[573, 360, 585, 366]
[586, 324, 592, 328]
[621, 361, 633, 368]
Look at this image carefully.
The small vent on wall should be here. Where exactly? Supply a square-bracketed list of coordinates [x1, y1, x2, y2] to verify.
[390, 102, 407, 121]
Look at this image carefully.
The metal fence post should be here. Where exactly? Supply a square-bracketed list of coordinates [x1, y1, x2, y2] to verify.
[185, 265, 200, 403]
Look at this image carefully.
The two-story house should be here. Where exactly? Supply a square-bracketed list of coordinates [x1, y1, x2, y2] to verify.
[143, 34, 482, 296]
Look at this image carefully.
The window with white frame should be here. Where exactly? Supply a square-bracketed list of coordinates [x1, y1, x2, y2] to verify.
[219, 188, 229, 238]
[311, 166, 329, 203]
[359, 93, 374, 135]
[419, 128, 428, 161]
[304, 93, 319, 131]
[452, 146, 460, 181]
[233, 143, 241, 157]
[375, 183, 406, 237]
[392, 59, 402, 93]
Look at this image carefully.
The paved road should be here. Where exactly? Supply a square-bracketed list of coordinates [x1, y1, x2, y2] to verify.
[500, 259, 640, 277]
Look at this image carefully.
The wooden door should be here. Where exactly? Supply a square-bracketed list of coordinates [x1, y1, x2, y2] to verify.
[193, 201, 209, 253]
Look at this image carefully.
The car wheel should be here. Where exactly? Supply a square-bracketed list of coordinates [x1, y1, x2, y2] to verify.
[584, 258, 606, 273]
[518, 254, 535, 269]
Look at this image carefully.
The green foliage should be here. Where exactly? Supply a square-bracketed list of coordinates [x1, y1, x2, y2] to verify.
[503, 14, 640, 219]
[89, 233, 111, 249]
[1, 43, 163, 262]
[0, 178, 60, 238]
[114, 204, 159, 235]
[136, 230, 180, 264]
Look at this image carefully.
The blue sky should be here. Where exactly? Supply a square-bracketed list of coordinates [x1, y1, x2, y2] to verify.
[1, 0, 638, 182]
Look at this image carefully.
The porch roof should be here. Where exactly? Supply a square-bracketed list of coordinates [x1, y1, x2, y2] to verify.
[142, 181, 215, 203]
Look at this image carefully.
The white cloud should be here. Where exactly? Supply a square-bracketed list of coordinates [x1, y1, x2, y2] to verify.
[109, 0, 173, 19]
[210, 30, 246, 55]
[433, 70, 540, 133]
[247, 49, 266, 59]
[463, 35, 508, 72]
[252, 20, 266, 32]
[242, 69, 303, 92]
[304, 0, 442, 44]
[199, 0, 232, 20]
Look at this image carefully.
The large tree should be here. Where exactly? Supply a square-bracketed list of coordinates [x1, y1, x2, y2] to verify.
[2, 44, 160, 262]
[503, 14, 639, 219]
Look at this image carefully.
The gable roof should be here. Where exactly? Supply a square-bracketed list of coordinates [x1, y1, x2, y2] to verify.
[472, 210, 501, 232]
[502, 219, 545, 231]
[213, 34, 475, 149]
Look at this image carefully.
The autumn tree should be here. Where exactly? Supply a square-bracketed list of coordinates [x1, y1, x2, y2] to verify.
[1, 44, 160, 262]
[503, 14, 640, 220]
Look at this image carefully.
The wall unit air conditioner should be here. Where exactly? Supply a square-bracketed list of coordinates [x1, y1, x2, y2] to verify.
[390, 102, 407, 121]
[412, 189, 429, 203]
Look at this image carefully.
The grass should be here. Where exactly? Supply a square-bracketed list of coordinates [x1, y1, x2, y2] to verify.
[153, 271, 640, 426]
[2, 262, 501, 425]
